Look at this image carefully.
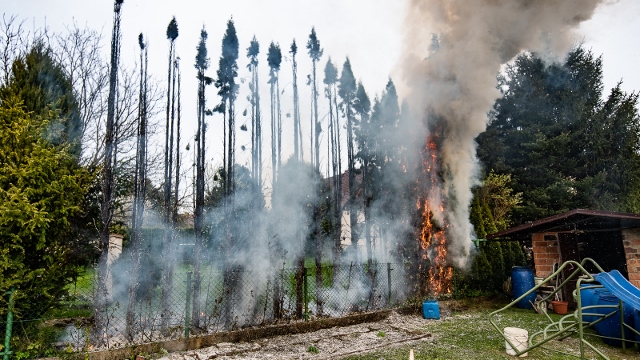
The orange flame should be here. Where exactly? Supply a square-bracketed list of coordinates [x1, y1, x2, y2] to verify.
[418, 135, 453, 297]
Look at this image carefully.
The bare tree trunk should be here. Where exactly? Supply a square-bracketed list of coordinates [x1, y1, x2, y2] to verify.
[176, 66, 187, 324]
[126, 35, 147, 341]
[276, 76, 282, 172]
[327, 86, 336, 263]
[347, 101, 358, 260]
[247, 47, 260, 186]
[193, 67, 205, 331]
[312, 61, 320, 173]
[363, 160, 372, 267]
[173, 62, 181, 249]
[223, 107, 226, 194]
[256, 87, 262, 187]
[295, 258, 304, 319]
[96, 0, 122, 342]
[250, 71, 256, 180]
[228, 100, 235, 197]
[160, 39, 176, 334]
[227, 96, 235, 198]
[270, 73, 276, 186]
[223, 93, 235, 328]
[309, 90, 314, 167]
[291, 49, 300, 161]
[314, 211, 323, 316]
[333, 84, 343, 264]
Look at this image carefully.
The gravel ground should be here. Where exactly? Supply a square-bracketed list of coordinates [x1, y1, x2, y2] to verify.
[157, 310, 439, 359]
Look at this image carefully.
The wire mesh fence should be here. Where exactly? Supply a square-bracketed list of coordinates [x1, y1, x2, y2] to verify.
[3, 262, 412, 352]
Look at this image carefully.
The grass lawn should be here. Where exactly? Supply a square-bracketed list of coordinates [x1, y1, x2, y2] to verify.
[343, 296, 639, 360]
[66, 267, 95, 296]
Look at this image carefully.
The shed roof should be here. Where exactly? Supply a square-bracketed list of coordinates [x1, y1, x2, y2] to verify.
[487, 209, 640, 240]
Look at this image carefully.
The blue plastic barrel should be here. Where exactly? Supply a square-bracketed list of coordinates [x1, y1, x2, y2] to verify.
[511, 267, 536, 309]
[423, 300, 440, 319]
[594, 294, 634, 347]
[579, 284, 606, 323]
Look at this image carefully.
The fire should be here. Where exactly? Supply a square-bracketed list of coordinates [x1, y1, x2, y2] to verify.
[417, 136, 453, 297]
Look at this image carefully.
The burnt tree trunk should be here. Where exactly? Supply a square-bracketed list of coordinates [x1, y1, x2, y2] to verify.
[161, 30, 177, 334]
[126, 34, 147, 340]
[96, 0, 123, 342]
[346, 100, 358, 260]
[333, 85, 343, 265]
[295, 258, 305, 319]
[193, 65, 206, 331]
[291, 42, 301, 161]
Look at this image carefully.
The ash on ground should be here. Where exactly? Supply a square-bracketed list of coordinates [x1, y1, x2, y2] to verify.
[157, 308, 449, 360]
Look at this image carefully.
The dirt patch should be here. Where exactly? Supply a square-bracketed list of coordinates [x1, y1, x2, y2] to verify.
[69, 310, 393, 359]
[156, 305, 453, 359]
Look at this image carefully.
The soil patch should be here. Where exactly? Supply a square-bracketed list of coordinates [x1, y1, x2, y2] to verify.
[154, 302, 459, 359]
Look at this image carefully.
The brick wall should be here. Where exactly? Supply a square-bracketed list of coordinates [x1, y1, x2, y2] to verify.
[622, 229, 640, 288]
[531, 233, 560, 278]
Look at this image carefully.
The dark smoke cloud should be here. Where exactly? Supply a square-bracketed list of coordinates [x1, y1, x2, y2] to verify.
[399, 0, 604, 268]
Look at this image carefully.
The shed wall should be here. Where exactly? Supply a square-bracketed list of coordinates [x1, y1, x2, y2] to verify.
[532, 233, 560, 278]
[622, 228, 640, 288]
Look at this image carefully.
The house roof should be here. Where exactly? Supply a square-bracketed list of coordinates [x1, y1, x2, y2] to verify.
[487, 209, 640, 241]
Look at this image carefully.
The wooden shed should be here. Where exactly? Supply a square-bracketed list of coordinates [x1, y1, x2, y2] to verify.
[487, 209, 640, 302]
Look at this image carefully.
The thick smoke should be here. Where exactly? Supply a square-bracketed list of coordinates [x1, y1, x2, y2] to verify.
[400, 0, 604, 269]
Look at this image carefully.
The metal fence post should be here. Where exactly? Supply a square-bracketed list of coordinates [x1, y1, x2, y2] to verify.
[184, 272, 192, 339]
[2, 288, 15, 360]
[303, 267, 308, 322]
[387, 263, 392, 305]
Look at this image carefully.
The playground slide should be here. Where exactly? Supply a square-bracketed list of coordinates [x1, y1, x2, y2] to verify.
[593, 270, 640, 309]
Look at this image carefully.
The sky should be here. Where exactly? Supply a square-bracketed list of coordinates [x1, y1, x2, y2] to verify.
[4, 0, 640, 184]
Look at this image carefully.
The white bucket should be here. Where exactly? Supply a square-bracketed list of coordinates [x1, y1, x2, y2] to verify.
[504, 327, 528, 357]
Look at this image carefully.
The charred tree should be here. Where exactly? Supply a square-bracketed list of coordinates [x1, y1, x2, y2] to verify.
[161, 16, 178, 334]
[246, 37, 261, 186]
[215, 19, 239, 203]
[353, 81, 377, 307]
[96, 0, 123, 341]
[126, 33, 147, 340]
[354, 82, 371, 267]
[323, 58, 341, 264]
[173, 60, 181, 246]
[267, 42, 282, 185]
[334, 71, 343, 262]
[306, 28, 323, 171]
[338, 58, 358, 260]
[306, 28, 324, 315]
[215, 19, 239, 327]
[378, 80, 400, 263]
[290, 40, 302, 161]
[192, 27, 209, 331]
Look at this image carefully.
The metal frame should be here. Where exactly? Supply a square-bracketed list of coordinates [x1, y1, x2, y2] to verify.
[489, 259, 640, 359]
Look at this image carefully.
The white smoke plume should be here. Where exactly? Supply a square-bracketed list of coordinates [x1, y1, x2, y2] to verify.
[400, 0, 604, 269]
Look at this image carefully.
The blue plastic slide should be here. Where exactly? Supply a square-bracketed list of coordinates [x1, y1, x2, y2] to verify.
[593, 270, 640, 309]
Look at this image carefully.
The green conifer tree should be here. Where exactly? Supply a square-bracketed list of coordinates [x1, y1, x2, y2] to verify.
[0, 98, 88, 328]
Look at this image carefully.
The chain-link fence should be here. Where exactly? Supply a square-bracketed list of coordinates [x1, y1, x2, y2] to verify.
[3, 262, 412, 353]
